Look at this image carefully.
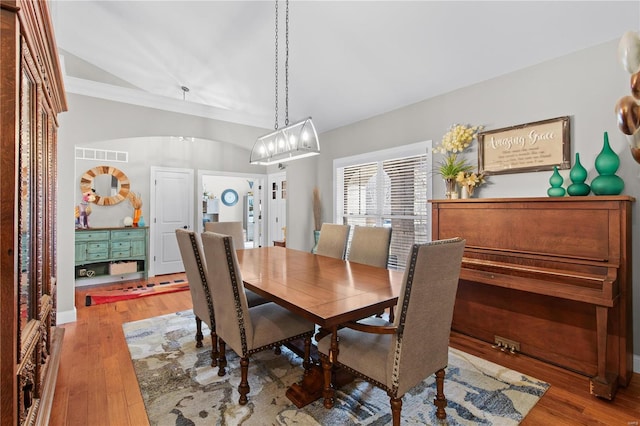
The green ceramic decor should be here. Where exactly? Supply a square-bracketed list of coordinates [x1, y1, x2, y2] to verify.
[590, 132, 624, 195]
[567, 153, 590, 196]
[547, 166, 566, 197]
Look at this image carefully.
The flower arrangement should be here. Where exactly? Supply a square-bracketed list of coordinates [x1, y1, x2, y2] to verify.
[434, 123, 486, 198]
[456, 171, 486, 197]
[435, 123, 484, 155]
[434, 123, 484, 178]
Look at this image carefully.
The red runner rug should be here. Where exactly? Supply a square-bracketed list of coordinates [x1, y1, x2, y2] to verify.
[85, 280, 189, 306]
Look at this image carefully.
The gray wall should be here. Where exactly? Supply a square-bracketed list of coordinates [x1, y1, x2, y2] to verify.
[57, 39, 640, 368]
[57, 96, 268, 322]
[307, 39, 640, 366]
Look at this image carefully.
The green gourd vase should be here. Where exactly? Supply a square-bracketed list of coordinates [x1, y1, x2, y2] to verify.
[547, 166, 566, 197]
[567, 153, 590, 196]
[590, 132, 624, 195]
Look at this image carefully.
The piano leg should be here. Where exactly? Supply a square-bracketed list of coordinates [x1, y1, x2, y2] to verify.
[590, 305, 618, 400]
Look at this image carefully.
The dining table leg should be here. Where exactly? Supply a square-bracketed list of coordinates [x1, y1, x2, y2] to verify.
[322, 326, 339, 408]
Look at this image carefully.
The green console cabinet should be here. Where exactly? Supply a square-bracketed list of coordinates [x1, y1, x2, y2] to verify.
[75, 227, 148, 285]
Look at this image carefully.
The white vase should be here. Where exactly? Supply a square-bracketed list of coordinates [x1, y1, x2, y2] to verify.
[460, 186, 469, 199]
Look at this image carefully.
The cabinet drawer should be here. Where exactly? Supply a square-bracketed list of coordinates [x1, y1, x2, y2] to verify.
[86, 251, 109, 261]
[111, 249, 132, 259]
[111, 241, 131, 250]
[111, 229, 145, 240]
[87, 242, 108, 253]
[75, 230, 110, 241]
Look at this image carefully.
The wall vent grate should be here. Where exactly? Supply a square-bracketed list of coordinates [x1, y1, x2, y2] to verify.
[75, 147, 128, 162]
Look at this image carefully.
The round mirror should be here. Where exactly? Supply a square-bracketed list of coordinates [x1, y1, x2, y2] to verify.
[80, 166, 130, 205]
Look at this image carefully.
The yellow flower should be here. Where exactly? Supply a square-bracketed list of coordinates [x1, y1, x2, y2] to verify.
[434, 123, 484, 154]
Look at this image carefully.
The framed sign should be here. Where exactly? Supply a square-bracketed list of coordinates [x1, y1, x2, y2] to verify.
[478, 116, 571, 175]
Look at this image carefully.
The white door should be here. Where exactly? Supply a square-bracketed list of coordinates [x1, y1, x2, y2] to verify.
[150, 167, 194, 276]
[268, 172, 287, 244]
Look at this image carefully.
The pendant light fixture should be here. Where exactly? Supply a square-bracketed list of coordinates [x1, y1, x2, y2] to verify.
[250, 0, 319, 165]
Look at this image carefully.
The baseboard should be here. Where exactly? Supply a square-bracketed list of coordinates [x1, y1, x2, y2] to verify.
[635, 354, 640, 373]
[56, 307, 77, 324]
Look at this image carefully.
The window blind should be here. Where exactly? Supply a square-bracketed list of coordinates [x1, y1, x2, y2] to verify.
[338, 153, 429, 270]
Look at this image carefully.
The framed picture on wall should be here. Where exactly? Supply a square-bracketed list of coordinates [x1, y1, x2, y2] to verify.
[478, 116, 571, 175]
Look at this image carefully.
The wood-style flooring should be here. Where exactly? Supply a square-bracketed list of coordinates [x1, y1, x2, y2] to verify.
[50, 274, 640, 425]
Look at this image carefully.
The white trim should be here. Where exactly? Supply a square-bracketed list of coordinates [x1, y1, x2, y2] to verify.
[56, 307, 77, 325]
[63, 75, 271, 129]
[333, 141, 430, 169]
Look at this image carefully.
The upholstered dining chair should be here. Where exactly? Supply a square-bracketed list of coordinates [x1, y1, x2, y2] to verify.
[204, 221, 245, 249]
[175, 229, 268, 367]
[347, 225, 392, 268]
[201, 232, 316, 405]
[315, 223, 351, 259]
[317, 237, 466, 426]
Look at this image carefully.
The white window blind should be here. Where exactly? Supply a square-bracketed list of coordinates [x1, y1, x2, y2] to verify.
[336, 146, 430, 270]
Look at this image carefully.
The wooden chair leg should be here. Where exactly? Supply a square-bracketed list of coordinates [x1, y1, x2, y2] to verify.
[217, 339, 227, 377]
[390, 396, 402, 426]
[434, 368, 447, 419]
[388, 305, 395, 323]
[209, 331, 218, 367]
[238, 357, 250, 405]
[195, 316, 203, 348]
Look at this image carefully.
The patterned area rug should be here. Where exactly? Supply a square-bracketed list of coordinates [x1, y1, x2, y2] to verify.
[85, 280, 189, 306]
[123, 311, 549, 425]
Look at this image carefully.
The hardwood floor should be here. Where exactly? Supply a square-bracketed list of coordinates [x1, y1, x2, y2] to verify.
[50, 275, 640, 425]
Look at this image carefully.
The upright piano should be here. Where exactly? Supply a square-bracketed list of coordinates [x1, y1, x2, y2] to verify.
[431, 196, 634, 399]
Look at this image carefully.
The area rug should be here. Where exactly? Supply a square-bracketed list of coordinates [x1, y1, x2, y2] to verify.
[123, 311, 549, 425]
[85, 280, 189, 306]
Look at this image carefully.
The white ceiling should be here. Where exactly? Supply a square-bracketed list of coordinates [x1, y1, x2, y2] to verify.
[51, 1, 640, 134]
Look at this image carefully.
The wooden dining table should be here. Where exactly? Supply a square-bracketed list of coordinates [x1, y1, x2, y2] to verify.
[236, 246, 404, 407]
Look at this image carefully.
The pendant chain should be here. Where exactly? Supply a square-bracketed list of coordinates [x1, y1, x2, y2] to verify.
[274, 0, 290, 130]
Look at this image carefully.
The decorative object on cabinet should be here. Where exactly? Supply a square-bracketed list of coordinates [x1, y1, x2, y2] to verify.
[478, 116, 571, 175]
[1, 1, 68, 424]
[591, 132, 624, 195]
[123, 216, 134, 227]
[456, 171, 486, 198]
[75, 227, 148, 285]
[614, 30, 640, 163]
[128, 192, 143, 227]
[221, 188, 239, 206]
[434, 124, 483, 198]
[444, 177, 459, 199]
[250, 0, 319, 166]
[80, 165, 130, 205]
[567, 153, 591, 196]
[76, 190, 96, 228]
[547, 166, 566, 197]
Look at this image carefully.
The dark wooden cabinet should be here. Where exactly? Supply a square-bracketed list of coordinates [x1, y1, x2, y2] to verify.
[1, 1, 67, 424]
[431, 196, 634, 400]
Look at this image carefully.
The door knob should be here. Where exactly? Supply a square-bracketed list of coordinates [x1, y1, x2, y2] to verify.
[183, 225, 188, 229]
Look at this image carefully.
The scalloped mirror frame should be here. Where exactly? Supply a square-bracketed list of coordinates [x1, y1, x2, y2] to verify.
[80, 166, 130, 206]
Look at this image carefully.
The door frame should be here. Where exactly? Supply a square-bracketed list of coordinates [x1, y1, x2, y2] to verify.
[149, 166, 194, 277]
[197, 170, 267, 245]
[267, 171, 287, 245]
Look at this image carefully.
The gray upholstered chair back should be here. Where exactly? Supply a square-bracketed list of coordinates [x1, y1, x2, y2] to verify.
[201, 232, 253, 356]
[390, 237, 465, 396]
[204, 221, 245, 249]
[315, 223, 350, 259]
[348, 226, 392, 268]
[175, 229, 214, 328]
